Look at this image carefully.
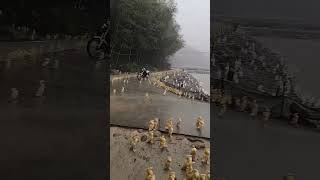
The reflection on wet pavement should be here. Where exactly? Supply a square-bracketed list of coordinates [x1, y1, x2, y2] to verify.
[0, 48, 106, 179]
[110, 75, 210, 138]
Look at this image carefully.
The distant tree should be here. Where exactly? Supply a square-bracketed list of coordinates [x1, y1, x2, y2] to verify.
[110, 0, 184, 58]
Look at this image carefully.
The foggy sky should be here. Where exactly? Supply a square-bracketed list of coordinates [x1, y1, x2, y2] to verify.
[175, 0, 210, 53]
[213, 0, 320, 23]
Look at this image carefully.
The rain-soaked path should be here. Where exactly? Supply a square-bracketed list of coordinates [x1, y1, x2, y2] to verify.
[213, 106, 320, 180]
[0, 49, 106, 179]
[110, 75, 210, 138]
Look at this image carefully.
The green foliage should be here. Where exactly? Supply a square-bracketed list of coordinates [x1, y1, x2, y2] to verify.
[111, 0, 184, 58]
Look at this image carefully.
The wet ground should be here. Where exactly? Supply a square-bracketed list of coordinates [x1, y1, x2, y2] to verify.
[110, 127, 210, 180]
[0, 49, 106, 179]
[213, 106, 320, 180]
[110, 75, 210, 138]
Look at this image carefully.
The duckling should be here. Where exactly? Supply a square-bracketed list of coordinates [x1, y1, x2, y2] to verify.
[148, 119, 156, 131]
[262, 107, 271, 123]
[145, 92, 152, 103]
[200, 174, 207, 180]
[163, 89, 167, 96]
[147, 130, 155, 144]
[165, 118, 174, 130]
[167, 171, 176, 180]
[196, 116, 205, 129]
[202, 148, 210, 165]
[192, 169, 200, 179]
[35, 80, 46, 97]
[145, 167, 156, 180]
[154, 118, 159, 130]
[191, 145, 197, 162]
[206, 171, 210, 180]
[164, 156, 172, 170]
[250, 99, 259, 117]
[159, 135, 168, 150]
[130, 131, 140, 152]
[176, 117, 182, 129]
[185, 164, 194, 180]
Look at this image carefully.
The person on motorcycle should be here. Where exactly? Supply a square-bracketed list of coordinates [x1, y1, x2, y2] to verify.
[141, 68, 150, 78]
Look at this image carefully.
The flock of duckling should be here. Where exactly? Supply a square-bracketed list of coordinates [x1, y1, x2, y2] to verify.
[9, 80, 46, 103]
[212, 88, 274, 126]
[130, 116, 210, 180]
[111, 72, 210, 179]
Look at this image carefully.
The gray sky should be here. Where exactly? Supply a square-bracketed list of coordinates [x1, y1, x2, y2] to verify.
[214, 0, 320, 23]
[175, 0, 210, 53]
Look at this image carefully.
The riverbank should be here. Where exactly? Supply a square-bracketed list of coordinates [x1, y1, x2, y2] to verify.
[110, 126, 210, 180]
[111, 69, 210, 103]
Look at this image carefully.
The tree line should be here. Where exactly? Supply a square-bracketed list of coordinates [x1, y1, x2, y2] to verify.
[110, 0, 184, 71]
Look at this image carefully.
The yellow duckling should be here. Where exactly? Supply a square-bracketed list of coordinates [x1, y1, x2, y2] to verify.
[185, 165, 194, 180]
[192, 169, 200, 179]
[145, 167, 156, 180]
[202, 148, 210, 165]
[164, 156, 172, 170]
[167, 171, 176, 180]
[196, 116, 205, 129]
[191, 145, 197, 162]
[182, 155, 194, 171]
[200, 174, 207, 180]
[206, 171, 210, 180]
[148, 119, 156, 131]
[159, 135, 168, 150]
[166, 118, 173, 128]
[130, 131, 140, 152]
[147, 130, 155, 144]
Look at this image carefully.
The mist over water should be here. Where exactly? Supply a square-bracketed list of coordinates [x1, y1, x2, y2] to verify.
[171, 0, 210, 94]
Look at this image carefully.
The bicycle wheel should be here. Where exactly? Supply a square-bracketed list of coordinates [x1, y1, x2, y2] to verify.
[87, 38, 106, 60]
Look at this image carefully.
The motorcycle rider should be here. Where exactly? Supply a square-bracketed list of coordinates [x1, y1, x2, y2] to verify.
[141, 67, 150, 78]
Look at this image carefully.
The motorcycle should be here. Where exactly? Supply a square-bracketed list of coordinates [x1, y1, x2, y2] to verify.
[87, 20, 110, 61]
[137, 70, 150, 81]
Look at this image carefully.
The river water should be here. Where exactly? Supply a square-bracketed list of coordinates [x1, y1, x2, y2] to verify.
[255, 36, 320, 100]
